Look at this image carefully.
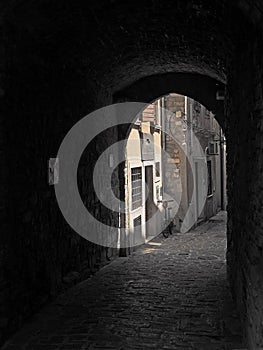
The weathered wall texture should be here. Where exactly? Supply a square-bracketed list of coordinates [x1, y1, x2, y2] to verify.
[2, 2, 120, 343]
[163, 94, 223, 229]
[226, 26, 263, 350]
[163, 94, 188, 227]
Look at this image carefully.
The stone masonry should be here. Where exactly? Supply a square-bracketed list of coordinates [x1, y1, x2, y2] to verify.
[1, 212, 245, 350]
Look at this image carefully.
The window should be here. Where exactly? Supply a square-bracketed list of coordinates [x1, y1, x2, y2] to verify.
[207, 160, 213, 196]
[131, 167, 142, 210]
[208, 141, 219, 155]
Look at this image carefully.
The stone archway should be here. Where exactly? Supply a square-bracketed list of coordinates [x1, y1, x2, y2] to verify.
[2, 0, 263, 347]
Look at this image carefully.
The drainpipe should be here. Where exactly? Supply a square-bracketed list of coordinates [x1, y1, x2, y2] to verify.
[161, 97, 166, 195]
[220, 129, 225, 210]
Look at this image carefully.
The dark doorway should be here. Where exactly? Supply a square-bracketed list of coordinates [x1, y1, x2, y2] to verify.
[145, 165, 156, 238]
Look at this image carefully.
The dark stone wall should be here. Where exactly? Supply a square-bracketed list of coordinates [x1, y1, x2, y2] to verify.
[226, 23, 263, 350]
[1, 1, 120, 344]
[0, 3, 8, 338]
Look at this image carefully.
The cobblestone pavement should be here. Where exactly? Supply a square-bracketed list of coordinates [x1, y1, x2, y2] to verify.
[2, 211, 246, 350]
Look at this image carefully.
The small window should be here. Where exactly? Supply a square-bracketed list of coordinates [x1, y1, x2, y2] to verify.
[207, 160, 213, 196]
[208, 141, 219, 155]
[131, 167, 142, 210]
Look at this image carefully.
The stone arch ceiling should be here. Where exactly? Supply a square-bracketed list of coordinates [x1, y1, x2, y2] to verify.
[3, 0, 254, 107]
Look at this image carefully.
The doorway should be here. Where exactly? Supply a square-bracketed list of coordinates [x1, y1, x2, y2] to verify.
[145, 165, 157, 238]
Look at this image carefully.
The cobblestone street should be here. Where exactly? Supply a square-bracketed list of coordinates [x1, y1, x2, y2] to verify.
[1, 212, 245, 350]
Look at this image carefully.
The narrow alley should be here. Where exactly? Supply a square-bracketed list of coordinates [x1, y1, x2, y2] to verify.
[3, 1, 263, 348]
[1, 212, 244, 350]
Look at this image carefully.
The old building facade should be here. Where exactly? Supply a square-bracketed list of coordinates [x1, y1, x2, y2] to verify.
[162, 93, 226, 231]
[125, 102, 163, 244]
[125, 94, 226, 241]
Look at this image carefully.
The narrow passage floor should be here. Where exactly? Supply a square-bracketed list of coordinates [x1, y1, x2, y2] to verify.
[2, 211, 245, 350]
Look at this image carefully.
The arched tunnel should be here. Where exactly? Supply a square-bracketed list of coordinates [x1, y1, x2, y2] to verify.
[1, 0, 263, 348]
